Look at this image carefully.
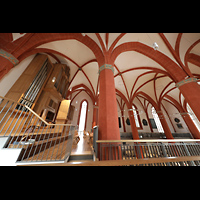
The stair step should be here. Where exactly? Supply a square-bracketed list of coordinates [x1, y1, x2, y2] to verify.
[68, 153, 93, 162]
[0, 137, 10, 148]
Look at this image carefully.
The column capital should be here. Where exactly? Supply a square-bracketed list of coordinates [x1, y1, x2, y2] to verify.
[98, 64, 114, 74]
[0, 49, 19, 66]
[175, 77, 198, 88]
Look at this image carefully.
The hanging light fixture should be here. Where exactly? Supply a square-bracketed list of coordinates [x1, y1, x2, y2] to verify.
[52, 77, 56, 82]
[153, 42, 159, 50]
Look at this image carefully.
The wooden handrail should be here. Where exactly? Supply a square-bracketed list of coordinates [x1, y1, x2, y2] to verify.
[0, 95, 74, 127]
[96, 139, 200, 143]
[24, 155, 200, 166]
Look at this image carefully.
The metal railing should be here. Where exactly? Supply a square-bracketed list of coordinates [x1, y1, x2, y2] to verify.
[96, 139, 200, 166]
[0, 96, 75, 163]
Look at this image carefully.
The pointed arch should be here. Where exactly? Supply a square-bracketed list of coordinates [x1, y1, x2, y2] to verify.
[110, 42, 187, 82]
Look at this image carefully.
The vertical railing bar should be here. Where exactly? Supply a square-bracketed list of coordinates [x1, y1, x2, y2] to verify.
[193, 144, 200, 165]
[59, 125, 69, 160]
[118, 144, 121, 160]
[30, 123, 46, 162]
[169, 144, 176, 156]
[195, 144, 200, 155]
[165, 144, 175, 166]
[7, 105, 29, 147]
[0, 100, 9, 114]
[140, 144, 145, 158]
[144, 144, 149, 158]
[16, 112, 35, 149]
[170, 144, 177, 156]
[37, 125, 52, 161]
[190, 144, 197, 155]
[0, 102, 15, 135]
[190, 144, 198, 156]
[150, 144, 156, 158]
[3, 103, 23, 137]
[100, 143, 102, 161]
[182, 143, 195, 166]
[63, 126, 75, 161]
[120, 143, 123, 160]
[35, 125, 53, 161]
[153, 145, 159, 159]
[23, 118, 41, 162]
[160, 143, 170, 166]
[167, 144, 174, 157]
[135, 142, 142, 159]
[179, 144, 186, 156]
[113, 143, 117, 160]
[156, 144, 162, 157]
[147, 145, 151, 158]
[124, 145, 127, 160]
[127, 145, 131, 159]
[175, 145, 185, 166]
[49, 125, 62, 161]
[42, 125, 57, 161]
[135, 144, 138, 159]
[109, 143, 112, 160]
[151, 144, 156, 158]
[175, 144, 182, 166]
[120, 143, 124, 160]
[129, 145, 133, 159]
[15, 109, 32, 148]
[191, 144, 200, 165]
[25, 121, 42, 161]
[186, 145, 194, 166]
[149, 144, 154, 158]
[20, 115, 39, 161]
[54, 126, 65, 160]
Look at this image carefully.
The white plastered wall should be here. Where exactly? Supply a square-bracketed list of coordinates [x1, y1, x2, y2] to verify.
[0, 54, 35, 97]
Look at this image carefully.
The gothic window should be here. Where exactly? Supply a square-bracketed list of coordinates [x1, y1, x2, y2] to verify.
[187, 104, 200, 132]
[151, 107, 164, 133]
[132, 105, 140, 128]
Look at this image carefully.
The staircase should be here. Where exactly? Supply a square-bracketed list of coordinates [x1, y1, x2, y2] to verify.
[0, 96, 75, 165]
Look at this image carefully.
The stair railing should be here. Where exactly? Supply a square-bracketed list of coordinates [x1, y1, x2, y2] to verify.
[0, 96, 75, 163]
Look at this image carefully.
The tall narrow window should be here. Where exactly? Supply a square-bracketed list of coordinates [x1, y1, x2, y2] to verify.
[132, 105, 140, 128]
[187, 104, 200, 132]
[78, 101, 88, 133]
[151, 107, 164, 133]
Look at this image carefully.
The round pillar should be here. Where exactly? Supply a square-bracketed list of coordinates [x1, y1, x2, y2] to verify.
[98, 64, 120, 140]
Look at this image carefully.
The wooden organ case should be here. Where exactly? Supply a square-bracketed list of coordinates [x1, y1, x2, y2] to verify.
[5, 53, 74, 125]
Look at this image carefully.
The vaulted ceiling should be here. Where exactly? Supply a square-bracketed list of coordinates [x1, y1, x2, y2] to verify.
[3, 33, 200, 115]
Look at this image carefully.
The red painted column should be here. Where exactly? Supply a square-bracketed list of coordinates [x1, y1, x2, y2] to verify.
[120, 110, 126, 132]
[92, 105, 98, 128]
[177, 79, 200, 122]
[128, 110, 139, 139]
[182, 113, 200, 139]
[98, 64, 121, 140]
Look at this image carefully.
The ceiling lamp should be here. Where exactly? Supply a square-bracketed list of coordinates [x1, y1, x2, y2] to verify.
[153, 42, 159, 50]
[81, 33, 86, 36]
[52, 77, 56, 82]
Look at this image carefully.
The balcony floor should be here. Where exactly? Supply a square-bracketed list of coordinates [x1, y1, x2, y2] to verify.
[71, 132, 92, 155]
